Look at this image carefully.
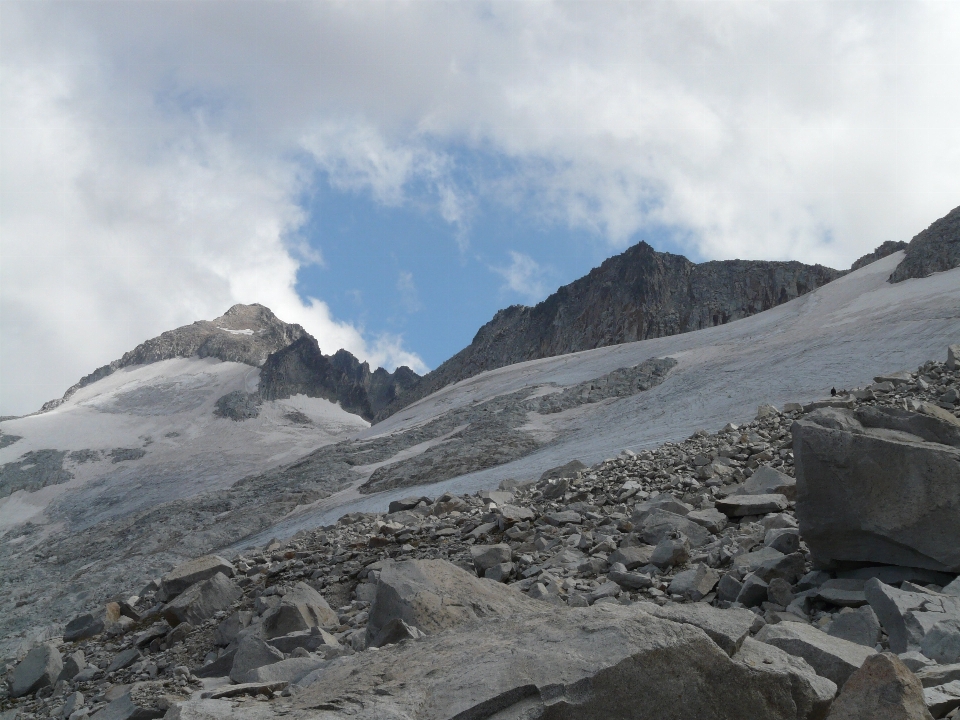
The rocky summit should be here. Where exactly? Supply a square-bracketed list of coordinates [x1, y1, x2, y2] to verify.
[3, 343, 960, 718]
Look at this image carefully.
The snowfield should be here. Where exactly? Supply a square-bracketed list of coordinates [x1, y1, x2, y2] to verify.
[234, 252, 960, 545]
[0, 357, 367, 535]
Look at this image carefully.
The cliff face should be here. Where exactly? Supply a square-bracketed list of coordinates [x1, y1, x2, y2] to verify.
[258, 337, 419, 422]
[376, 242, 842, 421]
[889, 204, 960, 283]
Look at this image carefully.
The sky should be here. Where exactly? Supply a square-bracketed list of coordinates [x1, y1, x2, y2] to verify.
[2, 1, 960, 417]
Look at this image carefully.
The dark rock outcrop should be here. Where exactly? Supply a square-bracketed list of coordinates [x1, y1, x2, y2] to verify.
[850, 241, 908, 272]
[41, 304, 306, 411]
[890, 204, 960, 283]
[257, 337, 419, 422]
[376, 243, 841, 421]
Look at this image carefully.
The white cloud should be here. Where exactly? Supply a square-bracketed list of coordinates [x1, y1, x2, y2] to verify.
[396, 271, 423, 314]
[3, 1, 960, 412]
[492, 252, 550, 304]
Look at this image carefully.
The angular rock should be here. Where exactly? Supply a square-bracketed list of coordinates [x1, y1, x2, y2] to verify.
[650, 533, 690, 568]
[294, 602, 837, 720]
[9, 643, 62, 698]
[687, 508, 728, 534]
[734, 547, 785, 576]
[716, 493, 789, 517]
[949, 344, 960, 371]
[212, 610, 253, 647]
[607, 545, 654, 570]
[920, 618, 960, 665]
[828, 606, 882, 648]
[768, 578, 795, 608]
[794, 408, 960, 572]
[668, 564, 719, 601]
[470, 543, 512, 574]
[158, 555, 235, 601]
[637, 601, 760, 656]
[899, 651, 936, 673]
[818, 579, 868, 608]
[88, 682, 169, 720]
[638, 509, 711, 547]
[607, 565, 653, 590]
[924, 680, 960, 718]
[63, 613, 105, 642]
[484, 561, 515, 583]
[765, 528, 801, 555]
[917, 663, 960, 689]
[192, 650, 236, 679]
[717, 573, 744, 603]
[229, 636, 284, 683]
[261, 582, 338, 639]
[824, 652, 934, 720]
[738, 465, 798, 500]
[201, 681, 287, 700]
[864, 578, 956, 653]
[238, 656, 327, 685]
[364, 559, 536, 645]
[369, 618, 426, 648]
[733, 638, 836, 719]
[757, 621, 876, 686]
[738, 573, 770, 608]
[107, 647, 140, 673]
[161, 572, 240, 627]
[59, 650, 86, 682]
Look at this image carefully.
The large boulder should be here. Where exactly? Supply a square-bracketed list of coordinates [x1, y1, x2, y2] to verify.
[825, 652, 934, 720]
[364, 558, 537, 645]
[9, 644, 62, 698]
[793, 408, 960, 572]
[757, 621, 876, 686]
[158, 555, 236, 601]
[261, 582, 338, 639]
[635, 601, 761, 656]
[294, 602, 836, 720]
[637, 509, 711, 547]
[161, 572, 241, 627]
[863, 578, 960, 653]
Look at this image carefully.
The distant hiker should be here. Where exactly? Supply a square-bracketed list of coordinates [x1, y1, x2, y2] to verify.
[831, 387, 837, 396]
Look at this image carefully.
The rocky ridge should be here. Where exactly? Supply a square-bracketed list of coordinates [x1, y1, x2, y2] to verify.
[890, 204, 960, 283]
[376, 246, 843, 421]
[4, 345, 960, 719]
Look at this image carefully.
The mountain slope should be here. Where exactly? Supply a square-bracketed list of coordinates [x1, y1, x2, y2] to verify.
[376, 244, 842, 420]
[889, 203, 960, 282]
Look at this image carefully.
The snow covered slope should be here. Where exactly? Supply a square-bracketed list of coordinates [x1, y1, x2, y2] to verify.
[239, 251, 960, 543]
[0, 357, 368, 535]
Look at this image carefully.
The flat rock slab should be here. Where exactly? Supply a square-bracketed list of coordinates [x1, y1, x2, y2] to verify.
[635, 601, 760, 656]
[293, 603, 835, 720]
[924, 680, 960, 718]
[201, 681, 288, 699]
[159, 555, 235, 601]
[715, 493, 789, 517]
[757, 621, 876, 686]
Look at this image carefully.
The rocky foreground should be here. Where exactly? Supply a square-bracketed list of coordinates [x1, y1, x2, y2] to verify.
[3, 345, 960, 719]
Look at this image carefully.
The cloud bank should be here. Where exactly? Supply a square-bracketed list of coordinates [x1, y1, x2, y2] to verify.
[3, 1, 960, 414]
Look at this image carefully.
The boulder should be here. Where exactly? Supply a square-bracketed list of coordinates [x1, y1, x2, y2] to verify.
[158, 555, 235, 601]
[63, 613, 105, 642]
[733, 638, 837, 718]
[757, 621, 876, 686]
[369, 618, 426, 648]
[920, 618, 960, 665]
[766, 528, 801, 554]
[687, 508, 728, 534]
[237, 656, 327, 685]
[737, 465, 797, 500]
[916, 663, 960, 688]
[638, 509, 711, 547]
[469, 543, 512, 574]
[161, 572, 241, 627]
[608, 545, 654, 570]
[9, 644, 62, 698]
[828, 606, 882, 648]
[737, 573, 770, 608]
[212, 610, 253, 646]
[89, 682, 169, 719]
[924, 680, 960, 718]
[59, 650, 86, 682]
[949, 344, 960, 371]
[716, 493, 790, 517]
[294, 602, 836, 720]
[863, 578, 960, 653]
[229, 636, 284, 683]
[793, 408, 960, 572]
[825, 652, 934, 720]
[261, 582, 338, 639]
[817, 579, 868, 608]
[668, 564, 719, 601]
[364, 559, 537, 645]
[650, 533, 690, 568]
[636, 601, 761, 656]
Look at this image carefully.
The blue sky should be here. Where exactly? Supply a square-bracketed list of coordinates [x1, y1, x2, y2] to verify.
[3, 2, 960, 414]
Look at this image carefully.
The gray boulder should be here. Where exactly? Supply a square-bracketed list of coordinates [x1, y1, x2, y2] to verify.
[161, 572, 241, 627]
[668, 564, 719, 601]
[737, 465, 797, 500]
[88, 681, 169, 719]
[794, 408, 960, 572]
[863, 578, 960, 653]
[733, 638, 837, 718]
[824, 652, 934, 720]
[469, 543, 512, 574]
[757, 621, 876, 686]
[59, 650, 86, 682]
[238, 656, 327, 685]
[924, 680, 960, 718]
[920, 618, 960, 665]
[369, 618, 426, 648]
[766, 528, 801, 554]
[638, 509, 710, 547]
[917, 663, 960, 688]
[817, 579, 868, 608]
[63, 613, 105, 642]
[637, 601, 761, 656]
[261, 582, 338, 639]
[687, 508, 728, 534]
[229, 636, 284, 683]
[293, 602, 836, 720]
[949, 344, 959, 371]
[9, 644, 62, 698]
[158, 555, 235, 601]
[828, 606, 882, 648]
[608, 545, 654, 570]
[364, 559, 537, 645]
